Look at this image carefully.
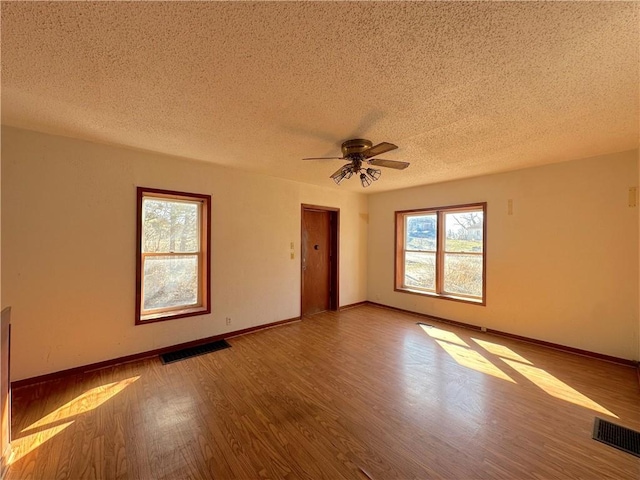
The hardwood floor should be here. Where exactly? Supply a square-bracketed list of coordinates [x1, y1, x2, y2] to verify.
[7, 305, 640, 479]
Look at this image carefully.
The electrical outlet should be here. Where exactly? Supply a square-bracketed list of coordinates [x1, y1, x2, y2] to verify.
[226, 317, 231, 325]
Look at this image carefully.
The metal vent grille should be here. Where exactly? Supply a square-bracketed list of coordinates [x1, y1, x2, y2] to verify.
[160, 340, 231, 364]
[593, 417, 640, 458]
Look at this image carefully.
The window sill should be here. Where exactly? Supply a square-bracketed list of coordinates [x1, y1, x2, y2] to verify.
[137, 306, 210, 325]
[395, 287, 485, 306]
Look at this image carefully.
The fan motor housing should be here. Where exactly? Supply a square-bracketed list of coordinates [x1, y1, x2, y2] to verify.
[341, 139, 372, 157]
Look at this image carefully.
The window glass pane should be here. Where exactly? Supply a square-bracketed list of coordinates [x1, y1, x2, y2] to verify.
[443, 254, 482, 297]
[142, 199, 199, 253]
[405, 214, 437, 251]
[444, 211, 483, 253]
[143, 255, 198, 310]
[404, 252, 436, 290]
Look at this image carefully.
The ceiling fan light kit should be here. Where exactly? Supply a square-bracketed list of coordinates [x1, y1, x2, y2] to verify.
[331, 164, 353, 184]
[360, 172, 373, 188]
[366, 167, 381, 181]
[303, 138, 410, 188]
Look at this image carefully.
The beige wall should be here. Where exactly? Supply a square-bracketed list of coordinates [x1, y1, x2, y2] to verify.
[368, 150, 639, 361]
[3, 125, 636, 380]
[1, 127, 368, 381]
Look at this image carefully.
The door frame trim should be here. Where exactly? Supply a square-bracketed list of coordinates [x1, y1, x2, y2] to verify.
[1, 307, 11, 480]
[301, 204, 340, 316]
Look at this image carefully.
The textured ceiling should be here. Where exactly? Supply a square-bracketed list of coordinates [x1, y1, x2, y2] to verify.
[1, 1, 638, 193]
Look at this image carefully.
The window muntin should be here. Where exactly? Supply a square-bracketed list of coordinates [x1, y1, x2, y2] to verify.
[136, 188, 211, 324]
[396, 204, 485, 304]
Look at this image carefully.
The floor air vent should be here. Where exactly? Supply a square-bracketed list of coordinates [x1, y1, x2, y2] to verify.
[593, 417, 640, 458]
[160, 340, 231, 365]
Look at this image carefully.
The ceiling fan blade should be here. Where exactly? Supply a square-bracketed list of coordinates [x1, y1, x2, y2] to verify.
[363, 142, 398, 158]
[368, 158, 410, 170]
[302, 156, 345, 161]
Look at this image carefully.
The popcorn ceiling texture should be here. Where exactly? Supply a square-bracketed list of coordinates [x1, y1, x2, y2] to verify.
[1, 2, 638, 193]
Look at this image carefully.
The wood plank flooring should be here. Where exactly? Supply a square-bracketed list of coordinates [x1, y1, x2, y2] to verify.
[7, 305, 640, 479]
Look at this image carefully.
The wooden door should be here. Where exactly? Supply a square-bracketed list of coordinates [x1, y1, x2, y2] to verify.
[301, 207, 338, 316]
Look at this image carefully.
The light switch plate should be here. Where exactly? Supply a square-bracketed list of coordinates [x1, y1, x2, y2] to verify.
[629, 187, 638, 207]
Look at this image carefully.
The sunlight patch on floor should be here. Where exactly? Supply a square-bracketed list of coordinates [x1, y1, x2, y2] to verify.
[420, 324, 469, 347]
[10, 376, 140, 465]
[21, 376, 140, 433]
[501, 359, 618, 418]
[420, 325, 618, 417]
[472, 338, 533, 364]
[435, 340, 516, 382]
[10, 421, 74, 465]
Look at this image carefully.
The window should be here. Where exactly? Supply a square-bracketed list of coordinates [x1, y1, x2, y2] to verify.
[395, 203, 486, 304]
[136, 187, 211, 324]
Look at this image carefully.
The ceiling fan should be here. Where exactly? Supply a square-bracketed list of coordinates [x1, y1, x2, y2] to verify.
[303, 139, 409, 187]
